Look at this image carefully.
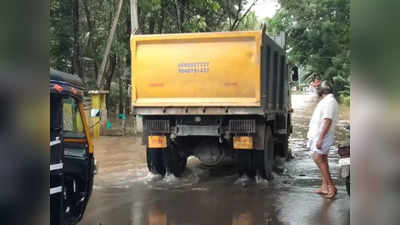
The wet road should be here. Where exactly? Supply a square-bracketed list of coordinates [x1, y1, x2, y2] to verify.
[81, 94, 350, 225]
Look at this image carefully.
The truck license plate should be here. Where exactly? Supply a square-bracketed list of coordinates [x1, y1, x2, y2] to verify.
[233, 136, 253, 149]
[148, 136, 167, 148]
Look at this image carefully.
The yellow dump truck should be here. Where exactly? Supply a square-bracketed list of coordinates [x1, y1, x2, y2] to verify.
[131, 31, 294, 179]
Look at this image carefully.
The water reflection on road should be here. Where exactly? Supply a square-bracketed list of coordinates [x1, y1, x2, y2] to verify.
[81, 94, 350, 225]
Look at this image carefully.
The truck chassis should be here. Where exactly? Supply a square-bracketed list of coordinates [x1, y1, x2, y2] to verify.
[139, 109, 291, 179]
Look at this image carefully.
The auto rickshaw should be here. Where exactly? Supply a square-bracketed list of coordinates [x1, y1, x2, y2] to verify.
[50, 68, 95, 225]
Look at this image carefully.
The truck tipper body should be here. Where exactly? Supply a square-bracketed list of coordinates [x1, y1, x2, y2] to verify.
[131, 31, 292, 178]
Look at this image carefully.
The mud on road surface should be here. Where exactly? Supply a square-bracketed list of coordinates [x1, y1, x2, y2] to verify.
[81, 94, 350, 225]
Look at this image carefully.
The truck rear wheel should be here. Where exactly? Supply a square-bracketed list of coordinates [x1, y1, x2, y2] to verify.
[263, 127, 274, 180]
[146, 148, 166, 176]
[237, 151, 256, 178]
[163, 147, 187, 177]
[237, 127, 274, 180]
[275, 136, 289, 160]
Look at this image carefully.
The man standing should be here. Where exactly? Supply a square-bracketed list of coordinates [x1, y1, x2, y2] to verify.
[307, 81, 338, 199]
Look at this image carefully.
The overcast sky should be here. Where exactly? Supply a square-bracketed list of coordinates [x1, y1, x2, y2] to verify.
[246, 0, 280, 20]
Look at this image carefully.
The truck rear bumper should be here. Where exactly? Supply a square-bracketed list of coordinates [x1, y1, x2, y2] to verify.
[134, 106, 266, 115]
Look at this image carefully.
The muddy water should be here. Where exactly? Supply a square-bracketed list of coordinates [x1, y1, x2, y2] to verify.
[81, 94, 350, 225]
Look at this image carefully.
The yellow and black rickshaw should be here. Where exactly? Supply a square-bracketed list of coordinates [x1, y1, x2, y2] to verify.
[50, 68, 95, 225]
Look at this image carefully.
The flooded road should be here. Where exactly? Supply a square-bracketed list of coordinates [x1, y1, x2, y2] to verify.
[81, 94, 350, 225]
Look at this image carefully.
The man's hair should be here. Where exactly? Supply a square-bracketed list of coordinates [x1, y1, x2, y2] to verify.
[320, 81, 333, 94]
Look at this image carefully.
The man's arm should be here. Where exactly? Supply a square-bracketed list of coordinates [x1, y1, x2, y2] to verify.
[316, 118, 332, 149]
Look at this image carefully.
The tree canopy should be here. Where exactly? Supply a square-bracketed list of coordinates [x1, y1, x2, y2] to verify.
[49, 0, 350, 114]
[267, 0, 350, 96]
[49, 0, 262, 82]
[49, 0, 261, 113]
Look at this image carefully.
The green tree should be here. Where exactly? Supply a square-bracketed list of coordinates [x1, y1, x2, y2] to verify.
[236, 11, 259, 31]
[267, 0, 350, 96]
[49, 0, 262, 114]
[49, 0, 73, 72]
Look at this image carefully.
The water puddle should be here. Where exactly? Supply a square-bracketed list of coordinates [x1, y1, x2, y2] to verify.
[82, 94, 350, 225]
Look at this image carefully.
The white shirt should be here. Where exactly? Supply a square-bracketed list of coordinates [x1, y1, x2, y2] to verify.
[307, 94, 338, 142]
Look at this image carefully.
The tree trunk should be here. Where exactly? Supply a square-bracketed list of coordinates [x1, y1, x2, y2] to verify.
[231, 0, 258, 31]
[81, 0, 99, 76]
[149, 15, 156, 34]
[158, 0, 165, 33]
[130, 0, 139, 34]
[230, 0, 243, 30]
[97, 0, 124, 89]
[118, 73, 124, 115]
[174, 0, 182, 32]
[105, 53, 117, 118]
[129, 0, 139, 134]
[121, 107, 126, 136]
[72, 0, 82, 79]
